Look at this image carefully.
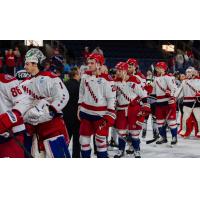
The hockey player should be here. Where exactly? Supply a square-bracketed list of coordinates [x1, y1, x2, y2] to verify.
[78, 53, 116, 158]
[152, 62, 178, 145]
[0, 73, 31, 157]
[142, 70, 159, 139]
[126, 58, 146, 88]
[114, 62, 151, 158]
[175, 67, 200, 137]
[21, 48, 71, 158]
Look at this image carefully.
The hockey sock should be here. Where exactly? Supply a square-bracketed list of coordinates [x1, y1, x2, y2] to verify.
[158, 126, 167, 138]
[96, 151, 108, 158]
[170, 127, 177, 138]
[95, 135, 108, 158]
[81, 149, 92, 158]
[118, 137, 126, 151]
[131, 138, 140, 151]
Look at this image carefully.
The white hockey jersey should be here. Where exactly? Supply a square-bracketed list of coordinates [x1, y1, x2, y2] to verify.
[78, 71, 116, 120]
[152, 74, 177, 104]
[21, 71, 69, 114]
[115, 75, 148, 110]
[135, 71, 146, 88]
[175, 78, 200, 104]
[0, 74, 31, 133]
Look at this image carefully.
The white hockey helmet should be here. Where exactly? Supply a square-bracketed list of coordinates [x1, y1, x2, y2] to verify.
[186, 67, 195, 78]
[25, 48, 46, 64]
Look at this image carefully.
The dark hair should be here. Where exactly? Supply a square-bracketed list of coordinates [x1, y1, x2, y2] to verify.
[69, 67, 79, 79]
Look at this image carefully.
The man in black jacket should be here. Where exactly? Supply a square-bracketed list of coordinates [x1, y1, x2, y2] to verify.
[63, 67, 81, 158]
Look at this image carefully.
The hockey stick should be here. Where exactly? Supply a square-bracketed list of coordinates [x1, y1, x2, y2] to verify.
[146, 108, 172, 144]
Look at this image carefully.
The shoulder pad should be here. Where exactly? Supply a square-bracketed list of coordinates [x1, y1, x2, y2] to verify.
[99, 73, 113, 81]
[0, 74, 17, 83]
[128, 75, 141, 84]
[84, 70, 93, 76]
[136, 71, 146, 79]
[115, 77, 122, 82]
[38, 71, 58, 78]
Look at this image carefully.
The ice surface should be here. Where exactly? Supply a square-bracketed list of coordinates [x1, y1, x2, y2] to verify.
[69, 115, 200, 158]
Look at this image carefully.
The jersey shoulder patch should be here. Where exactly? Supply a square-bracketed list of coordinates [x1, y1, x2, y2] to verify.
[38, 71, 58, 78]
[0, 74, 17, 83]
[128, 75, 141, 84]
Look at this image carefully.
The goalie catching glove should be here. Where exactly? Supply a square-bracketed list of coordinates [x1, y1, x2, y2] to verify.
[24, 99, 55, 125]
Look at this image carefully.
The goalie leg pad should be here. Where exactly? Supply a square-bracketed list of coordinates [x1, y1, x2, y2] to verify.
[193, 107, 200, 134]
[181, 106, 193, 135]
[44, 135, 71, 158]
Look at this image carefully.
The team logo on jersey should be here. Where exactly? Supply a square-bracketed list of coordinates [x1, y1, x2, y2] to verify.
[39, 77, 45, 83]
[97, 78, 102, 84]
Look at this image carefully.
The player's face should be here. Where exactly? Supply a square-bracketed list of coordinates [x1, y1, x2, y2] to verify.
[155, 67, 164, 75]
[116, 69, 126, 78]
[180, 74, 186, 81]
[128, 64, 135, 74]
[24, 62, 38, 75]
[87, 59, 97, 72]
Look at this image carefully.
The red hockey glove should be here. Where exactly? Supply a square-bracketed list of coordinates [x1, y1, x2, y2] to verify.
[140, 104, 151, 117]
[165, 89, 171, 97]
[136, 115, 145, 128]
[0, 110, 23, 135]
[168, 97, 176, 110]
[102, 114, 115, 127]
[144, 84, 153, 95]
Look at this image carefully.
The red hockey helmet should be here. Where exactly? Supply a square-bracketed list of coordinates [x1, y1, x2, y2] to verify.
[115, 62, 128, 71]
[126, 58, 139, 68]
[87, 53, 104, 65]
[155, 62, 168, 71]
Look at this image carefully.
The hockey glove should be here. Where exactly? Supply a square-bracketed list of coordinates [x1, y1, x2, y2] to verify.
[144, 84, 153, 95]
[140, 104, 151, 116]
[165, 89, 171, 97]
[168, 97, 176, 110]
[0, 110, 23, 135]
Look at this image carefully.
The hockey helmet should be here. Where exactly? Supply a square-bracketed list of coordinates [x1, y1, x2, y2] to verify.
[87, 53, 104, 65]
[115, 62, 128, 71]
[25, 48, 46, 65]
[126, 58, 139, 68]
[186, 67, 196, 78]
[155, 62, 168, 71]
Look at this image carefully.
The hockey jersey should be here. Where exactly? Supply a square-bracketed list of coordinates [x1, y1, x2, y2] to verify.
[21, 71, 69, 114]
[135, 71, 146, 88]
[115, 75, 148, 110]
[0, 74, 31, 133]
[78, 71, 116, 120]
[152, 74, 177, 105]
[175, 78, 200, 106]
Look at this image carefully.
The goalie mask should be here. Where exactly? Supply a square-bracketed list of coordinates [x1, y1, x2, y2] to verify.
[186, 67, 195, 79]
[25, 48, 46, 65]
